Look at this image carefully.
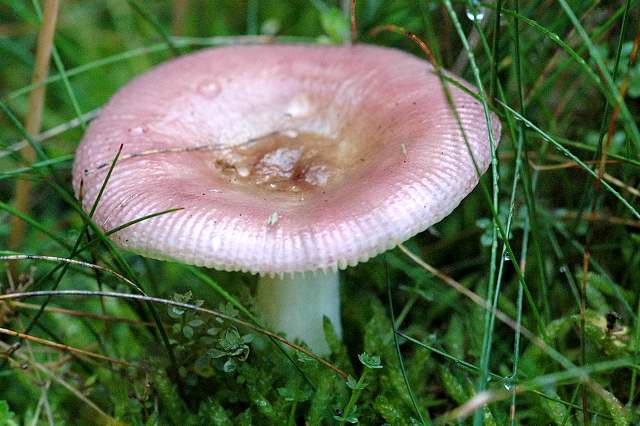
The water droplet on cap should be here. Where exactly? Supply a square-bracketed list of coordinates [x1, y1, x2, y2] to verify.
[283, 129, 299, 138]
[128, 126, 146, 136]
[236, 166, 250, 177]
[285, 94, 312, 118]
[197, 80, 221, 98]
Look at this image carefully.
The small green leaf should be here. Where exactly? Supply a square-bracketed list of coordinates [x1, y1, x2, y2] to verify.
[218, 302, 239, 318]
[600, 386, 630, 426]
[277, 387, 295, 401]
[173, 291, 192, 303]
[220, 328, 242, 350]
[439, 366, 468, 405]
[208, 348, 226, 359]
[296, 351, 316, 364]
[319, 7, 350, 43]
[373, 395, 407, 425]
[0, 401, 17, 426]
[223, 358, 237, 373]
[277, 379, 311, 403]
[200, 336, 216, 346]
[537, 390, 569, 426]
[323, 316, 351, 369]
[358, 352, 383, 369]
[200, 402, 234, 426]
[248, 387, 275, 419]
[193, 355, 214, 378]
[168, 306, 185, 318]
[334, 414, 359, 424]
[308, 371, 340, 424]
[84, 374, 97, 388]
[182, 325, 194, 339]
[346, 375, 365, 390]
[178, 366, 188, 378]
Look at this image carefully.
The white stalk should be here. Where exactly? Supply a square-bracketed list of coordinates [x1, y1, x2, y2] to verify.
[256, 271, 342, 354]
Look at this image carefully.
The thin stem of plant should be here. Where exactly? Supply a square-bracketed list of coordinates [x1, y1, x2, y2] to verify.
[350, 0, 357, 43]
[9, 0, 59, 263]
[580, 249, 591, 425]
[8, 301, 152, 326]
[0, 340, 115, 422]
[0, 290, 348, 379]
[341, 369, 368, 421]
[398, 244, 625, 420]
[596, 5, 638, 182]
[171, 0, 189, 35]
[0, 327, 135, 367]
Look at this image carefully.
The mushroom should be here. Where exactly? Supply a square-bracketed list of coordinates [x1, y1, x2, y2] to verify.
[73, 44, 500, 353]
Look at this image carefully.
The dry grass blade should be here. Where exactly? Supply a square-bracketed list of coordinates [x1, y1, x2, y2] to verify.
[368, 24, 437, 65]
[0, 340, 117, 423]
[9, 0, 60, 259]
[1, 2, 636, 422]
[603, 172, 640, 198]
[399, 244, 515, 328]
[555, 210, 640, 229]
[0, 290, 349, 380]
[528, 158, 639, 197]
[9, 301, 152, 326]
[171, 0, 189, 35]
[528, 158, 619, 171]
[0, 254, 145, 294]
[0, 327, 135, 367]
[597, 26, 640, 181]
[438, 362, 632, 425]
[85, 129, 287, 176]
[0, 109, 99, 159]
[350, 0, 357, 43]
[398, 244, 622, 420]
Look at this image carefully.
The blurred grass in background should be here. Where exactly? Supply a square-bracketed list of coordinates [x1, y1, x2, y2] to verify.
[1, 0, 639, 424]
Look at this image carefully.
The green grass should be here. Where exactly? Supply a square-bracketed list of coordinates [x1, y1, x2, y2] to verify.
[1, 0, 639, 424]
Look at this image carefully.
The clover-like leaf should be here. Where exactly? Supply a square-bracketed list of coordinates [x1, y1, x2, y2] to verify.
[189, 319, 205, 328]
[182, 325, 194, 339]
[207, 348, 226, 359]
[346, 375, 365, 390]
[358, 353, 382, 369]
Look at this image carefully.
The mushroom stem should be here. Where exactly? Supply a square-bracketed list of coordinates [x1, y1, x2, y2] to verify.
[256, 271, 342, 354]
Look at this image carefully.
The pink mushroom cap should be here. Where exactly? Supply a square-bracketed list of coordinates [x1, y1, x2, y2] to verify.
[73, 44, 500, 274]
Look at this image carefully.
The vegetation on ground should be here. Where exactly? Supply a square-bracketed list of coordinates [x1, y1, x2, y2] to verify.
[0, 0, 639, 424]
